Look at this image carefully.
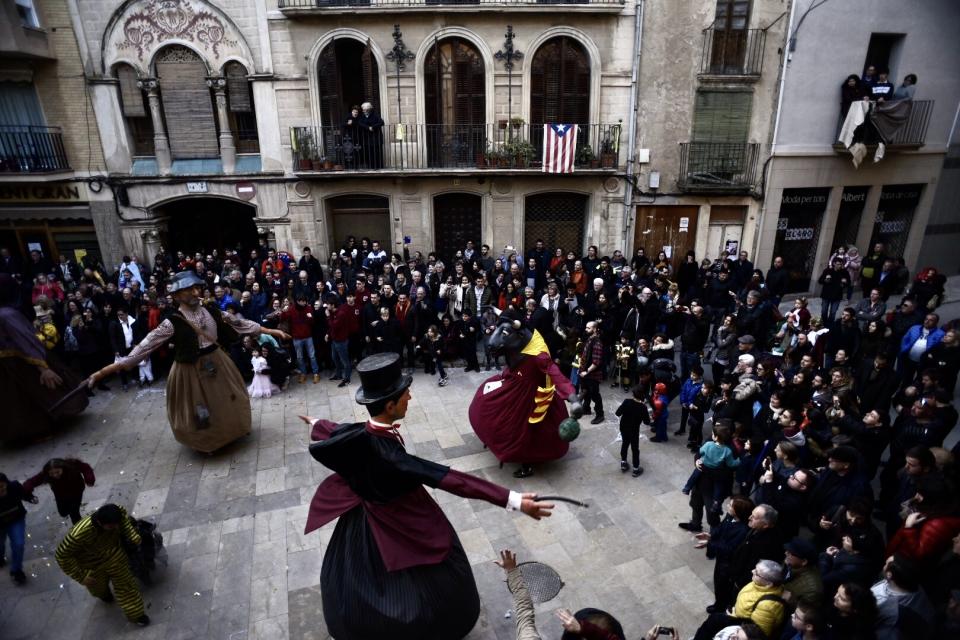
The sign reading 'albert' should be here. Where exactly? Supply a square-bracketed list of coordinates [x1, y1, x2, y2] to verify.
[0, 184, 86, 203]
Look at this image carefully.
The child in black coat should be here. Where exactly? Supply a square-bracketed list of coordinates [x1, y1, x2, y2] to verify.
[615, 385, 650, 477]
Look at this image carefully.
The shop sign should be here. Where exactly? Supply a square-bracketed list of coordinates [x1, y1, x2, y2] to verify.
[186, 181, 208, 193]
[0, 183, 86, 203]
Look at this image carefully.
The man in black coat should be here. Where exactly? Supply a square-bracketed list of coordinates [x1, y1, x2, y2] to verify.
[807, 446, 873, 545]
[765, 256, 789, 306]
[298, 247, 324, 284]
[680, 303, 710, 380]
[856, 353, 898, 414]
[731, 250, 754, 292]
[358, 102, 384, 169]
[717, 504, 783, 611]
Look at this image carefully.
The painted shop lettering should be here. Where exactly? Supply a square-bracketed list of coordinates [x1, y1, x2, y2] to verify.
[0, 185, 81, 201]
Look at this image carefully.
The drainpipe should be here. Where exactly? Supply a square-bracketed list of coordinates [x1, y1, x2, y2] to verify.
[621, 0, 645, 249]
[752, 0, 798, 266]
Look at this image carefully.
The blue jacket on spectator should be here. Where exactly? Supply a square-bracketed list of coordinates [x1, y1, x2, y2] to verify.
[899, 324, 944, 355]
[679, 378, 703, 406]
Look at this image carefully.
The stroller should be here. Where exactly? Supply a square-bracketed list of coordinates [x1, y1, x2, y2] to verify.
[123, 517, 165, 584]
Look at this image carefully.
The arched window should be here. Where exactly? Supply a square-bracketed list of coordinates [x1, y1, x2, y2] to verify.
[530, 37, 590, 126]
[424, 38, 485, 126]
[224, 62, 259, 153]
[153, 45, 218, 159]
[316, 39, 381, 128]
[113, 63, 155, 156]
[424, 38, 485, 167]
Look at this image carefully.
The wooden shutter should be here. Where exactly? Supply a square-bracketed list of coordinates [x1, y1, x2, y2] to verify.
[116, 65, 145, 117]
[692, 91, 752, 142]
[317, 43, 342, 127]
[154, 46, 219, 159]
[225, 62, 251, 112]
[360, 40, 380, 109]
[530, 38, 589, 125]
[453, 40, 484, 126]
[425, 39, 441, 125]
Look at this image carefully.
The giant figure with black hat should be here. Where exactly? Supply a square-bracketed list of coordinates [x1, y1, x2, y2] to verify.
[468, 308, 583, 478]
[86, 271, 290, 452]
[301, 352, 555, 639]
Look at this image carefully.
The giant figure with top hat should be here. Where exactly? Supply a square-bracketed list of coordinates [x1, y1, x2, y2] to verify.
[86, 271, 289, 452]
[302, 352, 555, 639]
[468, 309, 583, 478]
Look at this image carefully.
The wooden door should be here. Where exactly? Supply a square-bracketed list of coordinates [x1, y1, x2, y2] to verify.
[434, 193, 482, 263]
[634, 206, 699, 272]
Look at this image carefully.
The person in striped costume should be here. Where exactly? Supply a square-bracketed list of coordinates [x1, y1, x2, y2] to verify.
[55, 504, 149, 626]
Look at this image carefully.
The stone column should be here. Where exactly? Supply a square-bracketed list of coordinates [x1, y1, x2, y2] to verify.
[137, 77, 172, 176]
[207, 75, 236, 174]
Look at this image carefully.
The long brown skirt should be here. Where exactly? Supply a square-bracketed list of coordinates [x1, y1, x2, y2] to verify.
[166, 349, 251, 453]
[0, 353, 88, 443]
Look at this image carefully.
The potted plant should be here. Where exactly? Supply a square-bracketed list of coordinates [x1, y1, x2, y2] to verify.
[509, 117, 525, 130]
[576, 145, 597, 168]
[322, 157, 334, 170]
[600, 136, 617, 168]
[504, 139, 536, 168]
[498, 119, 509, 130]
[312, 156, 325, 171]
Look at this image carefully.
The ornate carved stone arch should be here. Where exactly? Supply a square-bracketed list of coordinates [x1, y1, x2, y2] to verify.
[101, 0, 256, 76]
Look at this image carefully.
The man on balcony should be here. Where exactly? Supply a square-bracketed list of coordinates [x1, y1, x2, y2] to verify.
[359, 102, 384, 169]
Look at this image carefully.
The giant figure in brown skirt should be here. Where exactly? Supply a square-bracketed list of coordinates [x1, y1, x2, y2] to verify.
[88, 271, 289, 453]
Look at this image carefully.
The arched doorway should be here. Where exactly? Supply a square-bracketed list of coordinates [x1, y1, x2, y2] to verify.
[158, 197, 258, 255]
[530, 36, 590, 156]
[434, 193, 481, 263]
[524, 193, 587, 256]
[424, 38, 485, 167]
[326, 195, 391, 255]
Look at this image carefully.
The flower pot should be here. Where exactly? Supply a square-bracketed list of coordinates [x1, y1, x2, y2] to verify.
[590, 159, 600, 169]
[333, 164, 344, 171]
[601, 152, 616, 168]
[498, 120, 508, 130]
[323, 160, 334, 170]
[312, 160, 324, 170]
[475, 153, 487, 169]
[297, 159, 312, 171]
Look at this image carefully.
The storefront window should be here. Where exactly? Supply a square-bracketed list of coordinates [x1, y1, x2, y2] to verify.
[870, 184, 923, 259]
[773, 187, 831, 293]
[831, 186, 869, 252]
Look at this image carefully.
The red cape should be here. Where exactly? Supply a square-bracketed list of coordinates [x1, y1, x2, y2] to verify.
[468, 351, 575, 463]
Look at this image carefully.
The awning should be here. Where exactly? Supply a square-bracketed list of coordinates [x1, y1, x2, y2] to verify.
[0, 205, 92, 222]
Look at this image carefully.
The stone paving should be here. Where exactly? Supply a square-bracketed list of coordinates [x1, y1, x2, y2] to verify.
[4, 276, 959, 640]
[0, 367, 714, 640]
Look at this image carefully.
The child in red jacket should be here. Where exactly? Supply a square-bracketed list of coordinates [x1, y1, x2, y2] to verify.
[23, 458, 95, 524]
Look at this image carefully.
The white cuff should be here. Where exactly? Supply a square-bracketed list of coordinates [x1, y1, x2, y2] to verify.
[506, 491, 523, 511]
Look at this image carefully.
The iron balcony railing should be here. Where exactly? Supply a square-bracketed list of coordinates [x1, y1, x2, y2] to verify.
[834, 99, 933, 147]
[678, 142, 760, 192]
[279, 0, 622, 8]
[699, 28, 766, 76]
[0, 125, 70, 173]
[291, 123, 622, 172]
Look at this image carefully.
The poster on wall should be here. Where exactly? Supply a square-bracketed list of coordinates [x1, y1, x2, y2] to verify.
[724, 239, 739, 255]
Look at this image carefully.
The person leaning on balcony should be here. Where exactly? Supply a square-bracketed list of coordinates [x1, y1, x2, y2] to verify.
[840, 74, 865, 117]
[343, 105, 362, 168]
[869, 70, 895, 102]
[893, 74, 917, 100]
[359, 101, 384, 169]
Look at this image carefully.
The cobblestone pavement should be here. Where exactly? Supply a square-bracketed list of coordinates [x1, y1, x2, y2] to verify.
[0, 368, 713, 640]
[4, 276, 958, 640]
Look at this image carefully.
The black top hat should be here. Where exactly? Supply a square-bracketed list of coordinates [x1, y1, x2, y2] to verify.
[355, 353, 413, 405]
[168, 270, 205, 293]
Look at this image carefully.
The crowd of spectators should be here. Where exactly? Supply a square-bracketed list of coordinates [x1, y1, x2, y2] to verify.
[1, 231, 958, 639]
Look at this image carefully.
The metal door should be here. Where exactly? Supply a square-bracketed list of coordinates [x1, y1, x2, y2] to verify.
[524, 193, 587, 256]
[434, 193, 482, 263]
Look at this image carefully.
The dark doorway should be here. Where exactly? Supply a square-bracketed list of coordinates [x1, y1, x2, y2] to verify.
[525, 193, 587, 256]
[870, 184, 923, 259]
[831, 186, 869, 252]
[863, 33, 905, 78]
[773, 187, 830, 293]
[160, 197, 258, 256]
[327, 195, 391, 258]
[434, 193, 481, 263]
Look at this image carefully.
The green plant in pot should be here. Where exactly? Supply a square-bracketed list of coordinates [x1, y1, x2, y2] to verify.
[503, 139, 536, 168]
[576, 144, 597, 167]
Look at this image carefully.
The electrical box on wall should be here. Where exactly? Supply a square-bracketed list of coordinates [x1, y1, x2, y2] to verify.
[637, 149, 650, 163]
[649, 171, 661, 190]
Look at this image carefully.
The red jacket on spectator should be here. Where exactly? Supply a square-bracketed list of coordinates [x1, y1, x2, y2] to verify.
[886, 514, 960, 567]
[23, 459, 95, 504]
[280, 303, 315, 340]
[32, 281, 64, 304]
[328, 304, 359, 342]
